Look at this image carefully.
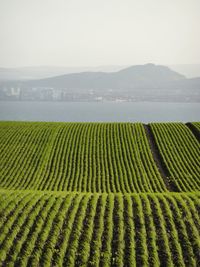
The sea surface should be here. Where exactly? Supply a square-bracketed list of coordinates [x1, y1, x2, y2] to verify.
[0, 101, 199, 123]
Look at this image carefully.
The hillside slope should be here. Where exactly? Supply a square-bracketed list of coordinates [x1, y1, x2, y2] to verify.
[0, 121, 199, 266]
[16, 64, 186, 90]
[0, 64, 187, 90]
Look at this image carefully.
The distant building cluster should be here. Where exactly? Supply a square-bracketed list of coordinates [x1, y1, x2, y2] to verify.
[0, 86, 128, 102]
[0, 86, 199, 102]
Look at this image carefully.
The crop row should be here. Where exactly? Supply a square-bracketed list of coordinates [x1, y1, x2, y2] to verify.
[192, 122, 200, 132]
[0, 121, 199, 193]
[150, 123, 200, 192]
[0, 190, 199, 266]
[0, 122, 168, 192]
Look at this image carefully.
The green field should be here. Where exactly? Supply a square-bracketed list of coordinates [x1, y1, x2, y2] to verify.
[0, 121, 199, 266]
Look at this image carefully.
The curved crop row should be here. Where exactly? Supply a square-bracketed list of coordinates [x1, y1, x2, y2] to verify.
[0, 190, 199, 266]
[192, 122, 200, 132]
[0, 122, 170, 193]
[0, 122, 58, 190]
[150, 123, 200, 192]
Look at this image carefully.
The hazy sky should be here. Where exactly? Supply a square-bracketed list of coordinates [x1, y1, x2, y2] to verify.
[0, 0, 200, 67]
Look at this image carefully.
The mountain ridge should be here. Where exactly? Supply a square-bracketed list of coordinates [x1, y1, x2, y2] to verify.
[16, 63, 187, 90]
[1, 64, 200, 103]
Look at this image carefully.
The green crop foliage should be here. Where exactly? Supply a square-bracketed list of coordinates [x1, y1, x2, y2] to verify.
[0, 191, 199, 266]
[0, 122, 173, 192]
[0, 121, 199, 266]
[150, 122, 200, 192]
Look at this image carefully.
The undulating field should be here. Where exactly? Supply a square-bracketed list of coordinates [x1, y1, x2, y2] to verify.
[0, 121, 199, 266]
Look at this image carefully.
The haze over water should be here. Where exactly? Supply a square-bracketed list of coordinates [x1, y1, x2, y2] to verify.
[0, 101, 199, 123]
[0, 0, 199, 123]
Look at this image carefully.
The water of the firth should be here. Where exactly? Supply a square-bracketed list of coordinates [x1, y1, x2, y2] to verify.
[0, 101, 199, 123]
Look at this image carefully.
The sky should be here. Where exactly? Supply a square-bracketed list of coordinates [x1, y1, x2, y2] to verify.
[0, 0, 200, 68]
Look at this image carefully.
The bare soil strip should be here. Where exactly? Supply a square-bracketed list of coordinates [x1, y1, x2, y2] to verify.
[144, 124, 178, 192]
[186, 123, 200, 143]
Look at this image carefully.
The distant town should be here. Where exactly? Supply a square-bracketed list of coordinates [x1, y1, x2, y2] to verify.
[0, 86, 199, 102]
[0, 64, 200, 102]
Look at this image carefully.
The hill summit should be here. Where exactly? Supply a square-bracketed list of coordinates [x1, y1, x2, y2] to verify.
[19, 63, 186, 90]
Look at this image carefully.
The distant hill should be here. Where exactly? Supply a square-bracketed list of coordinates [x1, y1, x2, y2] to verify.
[1, 63, 200, 81]
[14, 63, 186, 90]
[169, 64, 200, 78]
[0, 65, 126, 81]
[1, 64, 199, 102]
